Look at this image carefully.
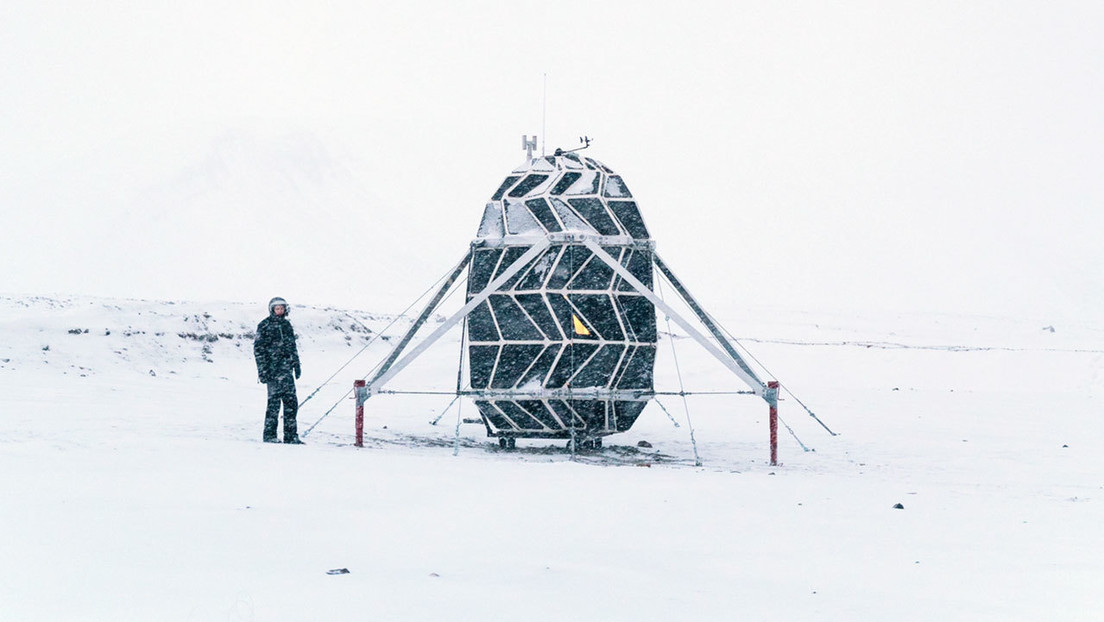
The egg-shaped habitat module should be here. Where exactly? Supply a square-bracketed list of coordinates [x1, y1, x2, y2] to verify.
[465, 151, 657, 446]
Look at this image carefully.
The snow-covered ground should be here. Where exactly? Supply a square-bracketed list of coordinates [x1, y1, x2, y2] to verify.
[1, 294, 1101, 621]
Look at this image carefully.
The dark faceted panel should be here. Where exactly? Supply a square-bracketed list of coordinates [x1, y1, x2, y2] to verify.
[515, 293, 563, 340]
[516, 344, 561, 388]
[505, 199, 542, 235]
[546, 293, 595, 340]
[619, 248, 652, 290]
[508, 174, 550, 197]
[492, 246, 533, 290]
[546, 245, 593, 290]
[490, 344, 545, 389]
[567, 198, 621, 235]
[547, 343, 600, 388]
[571, 344, 625, 388]
[563, 153, 583, 165]
[608, 201, 650, 239]
[548, 399, 584, 428]
[586, 158, 613, 174]
[569, 294, 624, 341]
[616, 345, 655, 390]
[475, 400, 514, 432]
[467, 301, 500, 342]
[549, 198, 595, 233]
[515, 247, 560, 291]
[468, 345, 499, 389]
[569, 399, 607, 430]
[497, 400, 547, 430]
[568, 253, 615, 291]
[563, 171, 600, 195]
[489, 295, 543, 340]
[603, 175, 633, 198]
[492, 176, 521, 201]
[613, 400, 648, 432]
[525, 198, 562, 232]
[477, 202, 504, 238]
[550, 172, 582, 195]
[517, 400, 562, 430]
[614, 249, 634, 292]
[602, 246, 624, 264]
[470, 248, 503, 294]
[612, 345, 637, 388]
[616, 294, 657, 342]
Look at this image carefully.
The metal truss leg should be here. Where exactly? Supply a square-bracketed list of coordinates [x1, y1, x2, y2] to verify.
[580, 238, 767, 399]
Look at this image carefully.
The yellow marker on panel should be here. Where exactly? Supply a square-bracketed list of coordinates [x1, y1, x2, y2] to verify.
[571, 314, 591, 336]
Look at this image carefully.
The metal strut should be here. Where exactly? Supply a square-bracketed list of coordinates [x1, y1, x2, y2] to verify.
[652, 253, 766, 390]
[363, 251, 472, 393]
[580, 239, 768, 399]
[364, 238, 553, 397]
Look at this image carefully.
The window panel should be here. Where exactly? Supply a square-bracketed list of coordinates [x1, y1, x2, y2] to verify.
[602, 175, 633, 198]
[496, 400, 546, 430]
[516, 344, 561, 388]
[626, 248, 653, 289]
[525, 197, 563, 232]
[467, 301, 499, 342]
[469, 248, 503, 294]
[550, 172, 581, 195]
[515, 247, 559, 291]
[517, 400, 561, 430]
[505, 199, 542, 235]
[491, 246, 531, 285]
[546, 245, 592, 290]
[568, 399, 606, 429]
[489, 295, 543, 340]
[616, 345, 655, 389]
[564, 170, 600, 195]
[571, 344, 625, 388]
[549, 198, 595, 233]
[608, 200, 650, 239]
[468, 345, 499, 389]
[477, 202, 504, 238]
[616, 294, 657, 342]
[548, 399, 585, 427]
[476, 400, 512, 432]
[491, 344, 545, 389]
[547, 343, 599, 388]
[614, 400, 647, 432]
[508, 174, 550, 197]
[568, 252, 614, 291]
[515, 293, 563, 340]
[492, 176, 521, 201]
[569, 294, 624, 341]
[567, 198, 621, 235]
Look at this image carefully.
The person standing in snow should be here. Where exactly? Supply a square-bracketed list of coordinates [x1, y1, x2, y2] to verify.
[253, 297, 303, 444]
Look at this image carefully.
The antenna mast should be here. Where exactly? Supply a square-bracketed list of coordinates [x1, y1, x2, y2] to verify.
[541, 73, 547, 157]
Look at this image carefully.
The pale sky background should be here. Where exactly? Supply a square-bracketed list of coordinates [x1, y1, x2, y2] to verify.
[2, 1, 1102, 323]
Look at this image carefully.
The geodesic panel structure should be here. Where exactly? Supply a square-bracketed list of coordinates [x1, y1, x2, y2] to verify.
[466, 152, 657, 441]
[358, 147, 775, 454]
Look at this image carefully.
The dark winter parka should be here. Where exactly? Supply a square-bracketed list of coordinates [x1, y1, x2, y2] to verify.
[254, 305, 300, 395]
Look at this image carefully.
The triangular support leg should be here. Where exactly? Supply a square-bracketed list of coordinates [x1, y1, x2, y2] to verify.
[364, 251, 472, 392]
[581, 238, 773, 403]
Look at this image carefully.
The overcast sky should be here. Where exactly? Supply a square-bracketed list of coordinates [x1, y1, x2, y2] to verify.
[2, 2, 1102, 323]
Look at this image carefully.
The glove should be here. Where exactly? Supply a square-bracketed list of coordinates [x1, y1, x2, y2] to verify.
[294, 365, 301, 380]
